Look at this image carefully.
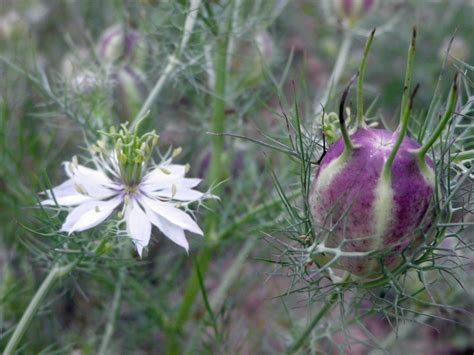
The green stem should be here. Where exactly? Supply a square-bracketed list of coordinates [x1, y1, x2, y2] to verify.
[207, 32, 232, 193]
[314, 31, 353, 115]
[356, 28, 376, 127]
[286, 292, 339, 354]
[399, 27, 416, 123]
[130, 0, 202, 130]
[453, 149, 474, 163]
[417, 77, 458, 159]
[382, 28, 417, 180]
[339, 73, 358, 154]
[4, 262, 76, 355]
[98, 267, 126, 355]
[166, 7, 234, 353]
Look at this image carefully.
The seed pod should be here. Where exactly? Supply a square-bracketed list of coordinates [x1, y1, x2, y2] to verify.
[309, 127, 435, 277]
[97, 24, 147, 68]
[309, 29, 458, 279]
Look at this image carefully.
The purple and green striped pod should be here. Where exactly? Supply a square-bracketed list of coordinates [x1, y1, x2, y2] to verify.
[308, 27, 458, 280]
[309, 127, 435, 278]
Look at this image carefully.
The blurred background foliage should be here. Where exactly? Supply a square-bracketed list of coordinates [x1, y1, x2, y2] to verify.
[0, 0, 473, 353]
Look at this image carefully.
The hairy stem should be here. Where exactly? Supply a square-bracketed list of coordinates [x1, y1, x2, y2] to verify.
[130, 0, 202, 130]
[4, 262, 76, 355]
[98, 267, 126, 355]
[356, 28, 376, 127]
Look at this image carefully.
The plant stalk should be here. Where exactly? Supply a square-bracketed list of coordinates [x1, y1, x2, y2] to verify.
[286, 292, 339, 354]
[98, 267, 126, 355]
[130, 0, 202, 130]
[356, 28, 376, 127]
[166, 4, 234, 353]
[314, 31, 353, 115]
[4, 262, 76, 355]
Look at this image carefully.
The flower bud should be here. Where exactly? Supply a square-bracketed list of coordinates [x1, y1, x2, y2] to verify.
[96, 24, 147, 68]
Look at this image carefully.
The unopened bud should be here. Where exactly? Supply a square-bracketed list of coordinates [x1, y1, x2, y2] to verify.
[96, 25, 148, 68]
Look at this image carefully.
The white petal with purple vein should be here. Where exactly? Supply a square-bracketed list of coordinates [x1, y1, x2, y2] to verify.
[126, 197, 152, 257]
[144, 207, 189, 252]
[139, 196, 203, 235]
[60, 196, 122, 233]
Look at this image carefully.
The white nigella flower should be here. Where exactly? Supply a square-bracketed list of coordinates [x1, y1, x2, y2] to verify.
[40, 125, 210, 257]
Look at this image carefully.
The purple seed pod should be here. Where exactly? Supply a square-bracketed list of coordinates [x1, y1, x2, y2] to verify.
[309, 29, 458, 279]
[112, 65, 147, 122]
[97, 24, 147, 68]
[334, 0, 377, 26]
[310, 127, 435, 277]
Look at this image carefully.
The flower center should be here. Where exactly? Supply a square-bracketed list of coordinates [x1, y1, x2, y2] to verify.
[124, 185, 138, 193]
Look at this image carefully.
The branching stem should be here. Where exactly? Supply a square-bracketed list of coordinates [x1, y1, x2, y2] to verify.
[98, 267, 126, 355]
[4, 261, 77, 355]
[130, 0, 202, 130]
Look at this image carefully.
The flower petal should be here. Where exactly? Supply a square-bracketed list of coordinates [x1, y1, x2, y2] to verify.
[126, 197, 151, 257]
[140, 164, 187, 190]
[60, 196, 122, 234]
[151, 188, 204, 201]
[41, 194, 93, 206]
[64, 162, 120, 191]
[40, 177, 119, 206]
[140, 177, 202, 195]
[144, 208, 189, 252]
[139, 196, 203, 235]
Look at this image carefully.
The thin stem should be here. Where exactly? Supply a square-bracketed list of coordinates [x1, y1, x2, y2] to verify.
[207, 28, 232, 193]
[399, 27, 417, 123]
[382, 84, 419, 179]
[286, 292, 339, 354]
[4, 262, 76, 355]
[453, 149, 474, 163]
[210, 237, 256, 310]
[417, 76, 458, 158]
[130, 0, 202, 130]
[314, 31, 353, 115]
[166, 4, 234, 353]
[339, 72, 358, 154]
[356, 28, 376, 127]
[98, 267, 126, 355]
